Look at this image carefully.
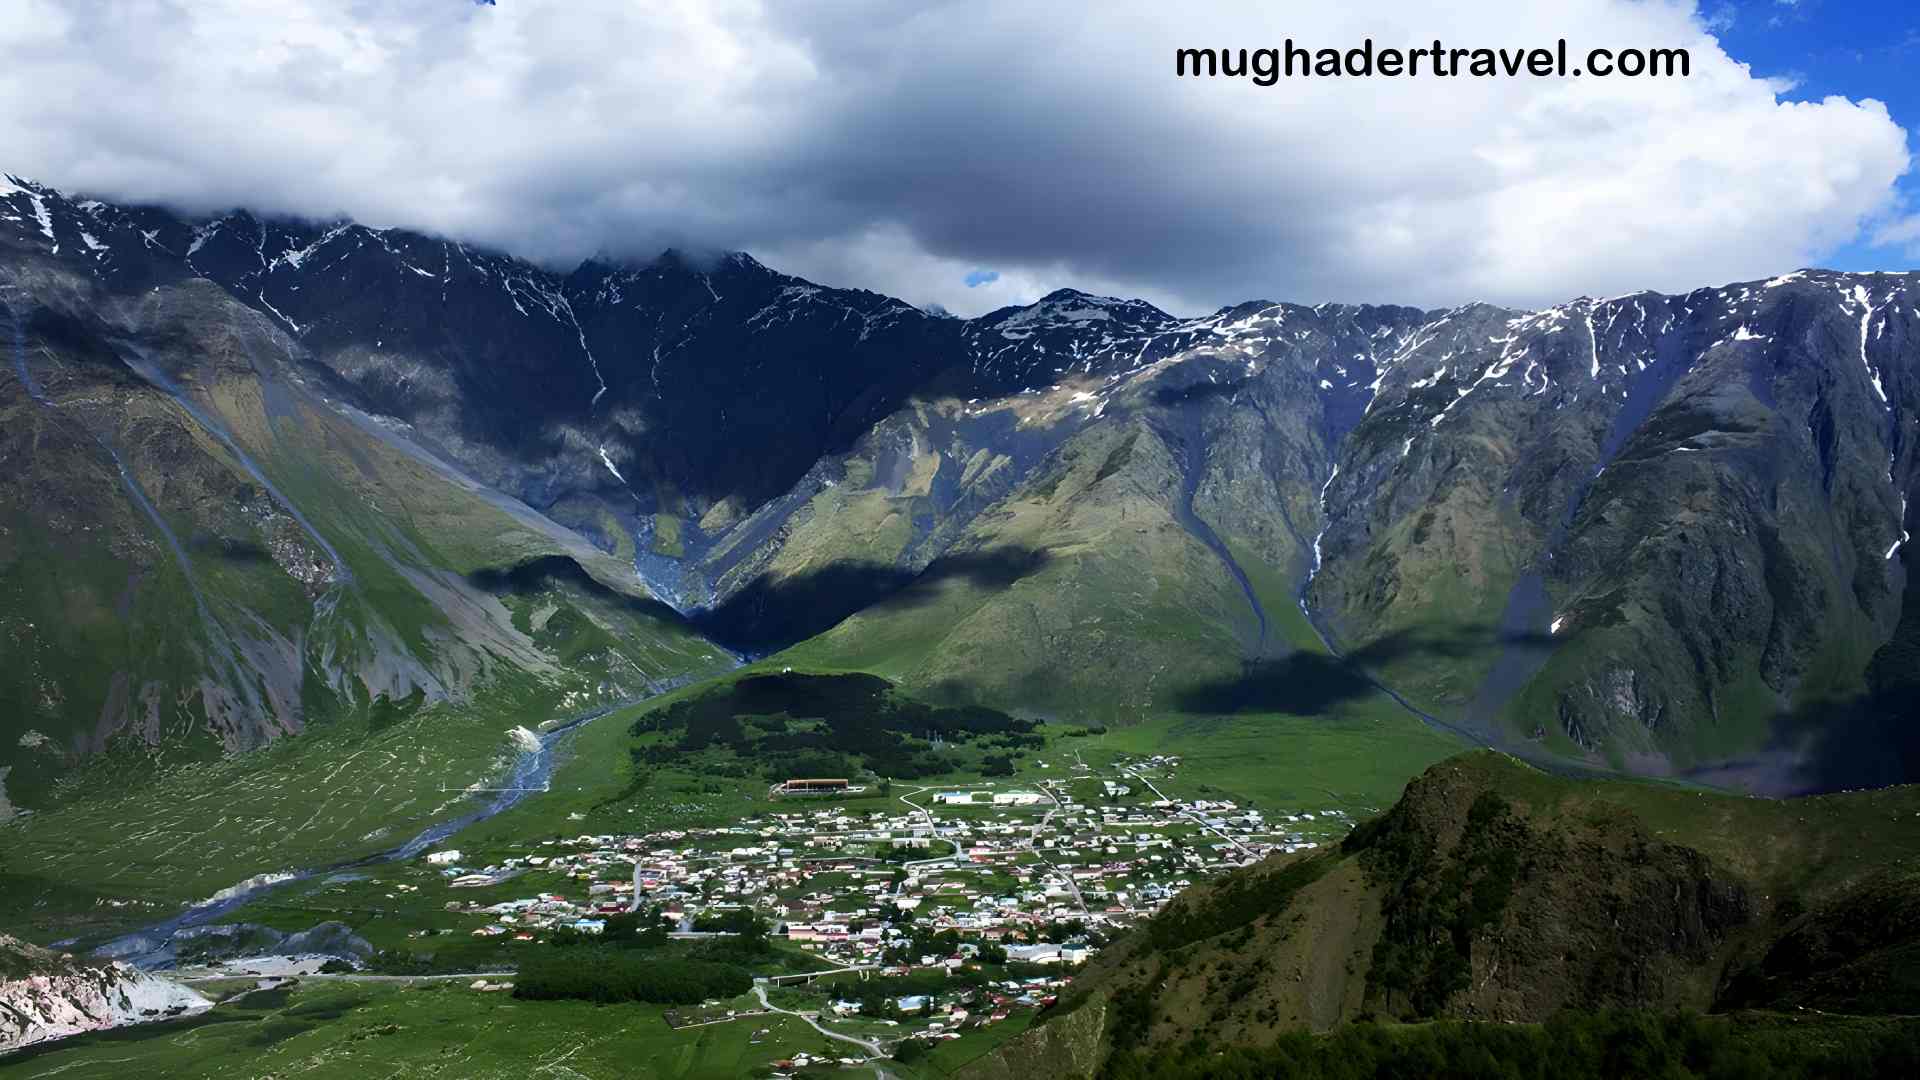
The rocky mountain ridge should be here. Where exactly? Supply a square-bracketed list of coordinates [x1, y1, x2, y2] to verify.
[0, 174, 731, 816]
[4, 172, 1917, 799]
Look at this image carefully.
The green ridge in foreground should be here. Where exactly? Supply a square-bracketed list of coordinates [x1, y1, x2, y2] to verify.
[959, 751, 1920, 1079]
[1093, 1011, 1920, 1080]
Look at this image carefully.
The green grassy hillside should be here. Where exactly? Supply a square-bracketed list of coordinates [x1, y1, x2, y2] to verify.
[0, 271, 733, 939]
[961, 751, 1920, 1078]
[781, 416, 1293, 720]
[0, 980, 835, 1080]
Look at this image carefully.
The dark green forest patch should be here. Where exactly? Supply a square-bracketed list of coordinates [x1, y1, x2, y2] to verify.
[627, 671, 1042, 780]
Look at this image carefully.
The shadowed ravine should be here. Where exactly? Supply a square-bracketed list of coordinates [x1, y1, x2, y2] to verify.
[7, 295, 296, 730]
[1293, 595, 1492, 750]
[1466, 327, 1698, 729]
[114, 341, 353, 586]
[1153, 411, 1272, 658]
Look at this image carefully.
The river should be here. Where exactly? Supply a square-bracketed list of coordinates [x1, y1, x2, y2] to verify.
[88, 691, 675, 969]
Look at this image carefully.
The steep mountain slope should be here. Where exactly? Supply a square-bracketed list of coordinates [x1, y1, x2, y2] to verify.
[4, 172, 1919, 796]
[785, 279, 1919, 794]
[961, 751, 1920, 1079]
[777, 299, 1432, 721]
[1314, 279, 1918, 789]
[0, 179, 731, 817]
[174, 213, 966, 612]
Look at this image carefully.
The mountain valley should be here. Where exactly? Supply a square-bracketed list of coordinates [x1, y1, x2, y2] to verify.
[12, 173, 1913, 797]
[4, 172, 1920, 1073]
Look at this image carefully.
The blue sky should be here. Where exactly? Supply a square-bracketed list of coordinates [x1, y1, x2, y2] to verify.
[1712, 0, 1920, 269]
[941, 1, 1920, 303]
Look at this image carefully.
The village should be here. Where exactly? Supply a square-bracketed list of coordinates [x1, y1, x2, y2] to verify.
[414, 753, 1352, 1060]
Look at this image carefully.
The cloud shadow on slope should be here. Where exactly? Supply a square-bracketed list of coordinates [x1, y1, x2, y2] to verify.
[691, 545, 1051, 657]
[1149, 374, 1253, 407]
[1696, 682, 1920, 797]
[466, 553, 687, 626]
[1169, 623, 1552, 718]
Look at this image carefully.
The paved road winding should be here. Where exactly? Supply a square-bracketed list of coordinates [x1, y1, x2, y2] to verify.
[752, 982, 885, 1057]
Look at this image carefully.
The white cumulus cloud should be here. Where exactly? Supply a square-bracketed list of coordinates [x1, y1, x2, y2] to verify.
[0, 0, 1908, 315]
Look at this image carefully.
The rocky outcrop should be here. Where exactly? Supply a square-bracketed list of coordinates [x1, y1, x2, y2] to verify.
[0, 935, 209, 1052]
[169, 920, 373, 969]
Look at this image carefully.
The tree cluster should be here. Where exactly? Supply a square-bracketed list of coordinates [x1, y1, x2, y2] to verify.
[513, 949, 750, 1005]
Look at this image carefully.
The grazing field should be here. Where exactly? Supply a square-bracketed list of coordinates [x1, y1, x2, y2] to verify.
[0, 687, 668, 945]
[1078, 702, 1466, 818]
[457, 670, 1460, 847]
[0, 981, 834, 1079]
[461, 663, 1465, 851]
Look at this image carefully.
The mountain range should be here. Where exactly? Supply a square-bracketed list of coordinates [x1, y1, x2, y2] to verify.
[3, 171, 1918, 823]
